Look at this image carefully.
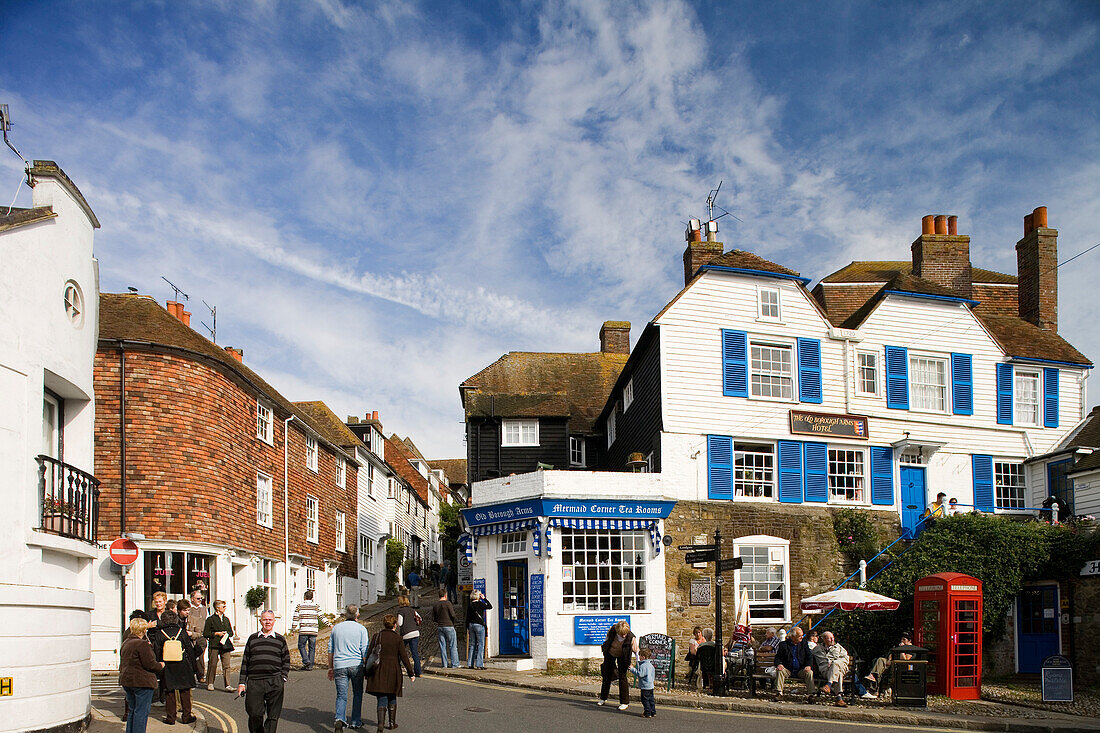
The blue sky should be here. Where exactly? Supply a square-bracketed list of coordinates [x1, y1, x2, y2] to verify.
[2, 0, 1098, 458]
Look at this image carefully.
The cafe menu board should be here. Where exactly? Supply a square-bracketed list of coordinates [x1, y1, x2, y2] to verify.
[1042, 655, 1073, 702]
[640, 633, 675, 691]
[529, 574, 544, 637]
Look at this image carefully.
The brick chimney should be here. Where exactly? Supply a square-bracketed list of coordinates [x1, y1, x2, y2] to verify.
[599, 321, 630, 354]
[1016, 206, 1058, 331]
[224, 346, 244, 362]
[911, 214, 972, 299]
[682, 219, 723, 286]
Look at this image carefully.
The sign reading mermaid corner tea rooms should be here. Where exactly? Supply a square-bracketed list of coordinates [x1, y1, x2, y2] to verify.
[462, 499, 676, 528]
[789, 410, 870, 440]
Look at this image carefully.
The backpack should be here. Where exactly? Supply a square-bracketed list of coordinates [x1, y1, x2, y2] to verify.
[162, 628, 184, 663]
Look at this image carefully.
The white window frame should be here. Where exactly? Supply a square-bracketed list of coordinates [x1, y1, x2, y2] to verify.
[306, 495, 319, 544]
[1014, 368, 1041, 427]
[335, 510, 346, 552]
[757, 286, 781, 322]
[749, 339, 795, 401]
[63, 280, 85, 328]
[828, 447, 868, 504]
[388, 477, 397, 499]
[623, 378, 634, 411]
[305, 566, 316, 592]
[306, 436, 318, 472]
[558, 528, 648, 612]
[501, 418, 539, 447]
[733, 536, 790, 623]
[569, 436, 586, 467]
[257, 558, 278, 614]
[734, 442, 775, 499]
[607, 404, 618, 448]
[908, 354, 949, 414]
[499, 531, 528, 556]
[336, 456, 346, 488]
[359, 533, 374, 573]
[856, 350, 880, 397]
[995, 461, 1027, 510]
[256, 401, 273, 443]
[256, 472, 273, 528]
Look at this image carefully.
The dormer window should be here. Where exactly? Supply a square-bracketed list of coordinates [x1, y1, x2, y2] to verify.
[758, 286, 781, 321]
[502, 419, 539, 447]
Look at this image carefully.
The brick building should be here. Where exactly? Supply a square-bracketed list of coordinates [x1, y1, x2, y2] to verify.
[90, 294, 358, 669]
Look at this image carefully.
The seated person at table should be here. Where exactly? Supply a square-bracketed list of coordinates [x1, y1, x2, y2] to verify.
[758, 627, 781, 652]
[812, 632, 850, 706]
[774, 627, 813, 696]
[863, 631, 914, 694]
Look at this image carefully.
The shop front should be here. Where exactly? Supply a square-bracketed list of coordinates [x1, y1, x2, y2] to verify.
[460, 472, 675, 670]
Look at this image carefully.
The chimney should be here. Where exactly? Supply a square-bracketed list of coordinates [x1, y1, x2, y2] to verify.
[1017, 206, 1058, 331]
[599, 321, 630, 354]
[911, 213, 972, 299]
[223, 346, 244, 362]
[682, 219, 723, 286]
[372, 410, 379, 421]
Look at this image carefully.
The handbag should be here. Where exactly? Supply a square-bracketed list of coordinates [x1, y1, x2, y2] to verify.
[363, 638, 381, 676]
[221, 636, 235, 654]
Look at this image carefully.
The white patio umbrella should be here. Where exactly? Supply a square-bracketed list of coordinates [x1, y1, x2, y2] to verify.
[799, 588, 900, 612]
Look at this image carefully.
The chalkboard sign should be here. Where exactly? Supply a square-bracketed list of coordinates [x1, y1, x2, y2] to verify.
[1042, 655, 1073, 702]
[530, 574, 544, 637]
[640, 633, 676, 691]
[690, 577, 711, 606]
[574, 615, 629, 645]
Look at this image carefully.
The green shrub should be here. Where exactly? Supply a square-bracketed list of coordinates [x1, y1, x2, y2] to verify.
[385, 539, 406, 595]
[832, 508, 879, 563]
[244, 585, 268, 612]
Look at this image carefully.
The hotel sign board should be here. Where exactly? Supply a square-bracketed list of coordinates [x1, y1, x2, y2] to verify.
[789, 410, 869, 440]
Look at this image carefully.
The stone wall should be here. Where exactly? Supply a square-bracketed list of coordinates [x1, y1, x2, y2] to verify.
[663, 501, 901, 651]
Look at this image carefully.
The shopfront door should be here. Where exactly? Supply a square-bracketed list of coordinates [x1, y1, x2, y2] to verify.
[901, 466, 927, 537]
[1017, 585, 1059, 673]
[498, 560, 529, 655]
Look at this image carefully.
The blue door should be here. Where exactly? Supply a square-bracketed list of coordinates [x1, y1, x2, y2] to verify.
[1017, 586, 1059, 673]
[900, 466, 926, 537]
[498, 560, 529, 655]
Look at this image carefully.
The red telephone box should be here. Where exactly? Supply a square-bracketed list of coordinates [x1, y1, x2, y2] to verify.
[913, 572, 983, 699]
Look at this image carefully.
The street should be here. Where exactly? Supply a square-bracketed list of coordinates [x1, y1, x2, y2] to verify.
[178, 669, 951, 733]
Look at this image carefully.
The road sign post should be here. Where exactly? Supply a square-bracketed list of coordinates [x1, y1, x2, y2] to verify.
[713, 526, 723, 692]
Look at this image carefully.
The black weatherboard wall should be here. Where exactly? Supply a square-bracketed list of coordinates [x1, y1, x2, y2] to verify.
[601, 328, 663, 471]
[467, 417, 570, 481]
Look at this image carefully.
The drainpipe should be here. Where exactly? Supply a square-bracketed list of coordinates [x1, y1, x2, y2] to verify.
[284, 415, 293, 629]
[119, 345, 127, 638]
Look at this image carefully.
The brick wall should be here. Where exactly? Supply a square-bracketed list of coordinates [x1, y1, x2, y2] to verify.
[663, 501, 900, 652]
[683, 241, 724, 286]
[911, 234, 973, 299]
[1016, 228, 1058, 331]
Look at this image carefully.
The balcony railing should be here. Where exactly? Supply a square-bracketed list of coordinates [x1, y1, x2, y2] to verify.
[36, 454, 100, 544]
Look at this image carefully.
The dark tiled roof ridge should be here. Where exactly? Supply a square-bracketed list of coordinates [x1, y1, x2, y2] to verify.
[707, 249, 802, 277]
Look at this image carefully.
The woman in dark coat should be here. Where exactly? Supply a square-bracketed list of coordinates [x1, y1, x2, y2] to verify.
[364, 614, 415, 731]
[148, 610, 198, 725]
[119, 617, 164, 733]
[597, 620, 639, 709]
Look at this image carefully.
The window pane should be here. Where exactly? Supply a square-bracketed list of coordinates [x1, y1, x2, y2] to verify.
[734, 443, 774, 497]
[910, 357, 947, 411]
[750, 343, 793, 399]
[559, 529, 647, 611]
[1015, 371, 1040, 426]
[995, 462, 1026, 509]
[858, 352, 878, 395]
[828, 449, 865, 502]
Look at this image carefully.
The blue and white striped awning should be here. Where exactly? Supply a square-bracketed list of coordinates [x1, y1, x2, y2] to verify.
[469, 519, 539, 536]
[544, 518, 662, 557]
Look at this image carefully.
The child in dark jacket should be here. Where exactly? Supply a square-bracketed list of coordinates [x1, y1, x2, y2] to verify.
[631, 648, 657, 718]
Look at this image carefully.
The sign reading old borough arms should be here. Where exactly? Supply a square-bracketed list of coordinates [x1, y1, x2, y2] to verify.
[789, 410, 870, 440]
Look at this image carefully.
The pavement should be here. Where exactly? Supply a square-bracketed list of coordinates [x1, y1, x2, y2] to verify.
[424, 666, 1100, 733]
[89, 690, 210, 733]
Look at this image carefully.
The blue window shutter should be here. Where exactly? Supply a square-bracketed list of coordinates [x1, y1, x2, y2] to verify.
[1044, 368, 1059, 428]
[972, 455, 994, 512]
[778, 441, 804, 503]
[803, 442, 828, 502]
[722, 330, 748, 398]
[885, 346, 909, 410]
[951, 353, 973, 416]
[797, 338, 823, 404]
[996, 363, 1013, 425]
[870, 447, 894, 505]
[707, 435, 733, 500]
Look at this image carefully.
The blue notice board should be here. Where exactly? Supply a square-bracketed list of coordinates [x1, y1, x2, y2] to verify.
[574, 615, 630, 645]
[473, 578, 485, 595]
[530, 574, 544, 636]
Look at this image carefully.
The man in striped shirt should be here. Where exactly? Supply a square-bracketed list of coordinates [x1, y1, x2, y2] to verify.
[238, 610, 291, 733]
[292, 590, 321, 670]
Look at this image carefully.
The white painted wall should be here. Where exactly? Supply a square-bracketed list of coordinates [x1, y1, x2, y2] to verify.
[0, 169, 100, 732]
[1073, 469, 1100, 518]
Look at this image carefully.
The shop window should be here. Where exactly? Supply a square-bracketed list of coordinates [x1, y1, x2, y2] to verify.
[144, 550, 217, 600]
[733, 537, 789, 622]
[560, 529, 647, 612]
[499, 532, 527, 555]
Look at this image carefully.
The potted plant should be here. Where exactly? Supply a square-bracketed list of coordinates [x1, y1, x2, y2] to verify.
[42, 495, 78, 533]
[245, 586, 268, 615]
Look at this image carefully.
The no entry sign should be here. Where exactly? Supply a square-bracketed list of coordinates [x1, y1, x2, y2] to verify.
[109, 538, 140, 566]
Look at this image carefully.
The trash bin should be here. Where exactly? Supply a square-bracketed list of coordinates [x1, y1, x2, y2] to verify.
[891, 645, 928, 707]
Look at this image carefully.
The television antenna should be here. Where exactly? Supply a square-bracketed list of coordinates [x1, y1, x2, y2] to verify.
[705, 181, 743, 225]
[161, 276, 189, 304]
[201, 300, 217, 343]
[1, 103, 32, 215]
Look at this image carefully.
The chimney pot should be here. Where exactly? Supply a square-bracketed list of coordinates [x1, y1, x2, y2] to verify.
[223, 346, 243, 362]
[922, 215, 935, 235]
[372, 410, 379, 421]
[1024, 213, 1034, 235]
[934, 215, 948, 235]
[1033, 206, 1048, 228]
[947, 215, 958, 236]
[181, 310, 191, 327]
[167, 300, 180, 319]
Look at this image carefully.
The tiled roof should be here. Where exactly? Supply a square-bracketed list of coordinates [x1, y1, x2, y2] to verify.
[706, 249, 802, 278]
[428, 459, 468, 487]
[821, 261, 1016, 284]
[0, 205, 56, 232]
[292, 401, 364, 450]
[384, 435, 431, 505]
[974, 314, 1091, 366]
[461, 351, 629, 433]
[1069, 452, 1100, 474]
[99, 293, 355, 458]
[1067, 407, 1100, 450]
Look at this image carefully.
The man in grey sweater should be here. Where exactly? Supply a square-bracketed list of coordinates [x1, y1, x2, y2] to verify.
[430, 588, 460, 668]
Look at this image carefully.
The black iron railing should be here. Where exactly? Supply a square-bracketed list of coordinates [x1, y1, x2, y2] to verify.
[36, 454, 100, 544]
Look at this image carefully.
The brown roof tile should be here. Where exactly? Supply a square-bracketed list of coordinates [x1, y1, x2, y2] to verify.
[428, 459, 468, 487]
[0, 205, 57, 232]
[974, 314, 1091, 366]
[706, 249, 802, 278]
[461, 351, 629, 434]
[384, 435, 431, 505]
[821, 261, 1016, 284]
[292, 401, 364, 450]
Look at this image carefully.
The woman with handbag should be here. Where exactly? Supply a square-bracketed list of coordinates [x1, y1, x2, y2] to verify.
[119, 617, 164, 733]
[202, 600, 235, 691]
[148, 610, 197, 725]
[364, 614, 415, 731]
[395, 595, 422, 677]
